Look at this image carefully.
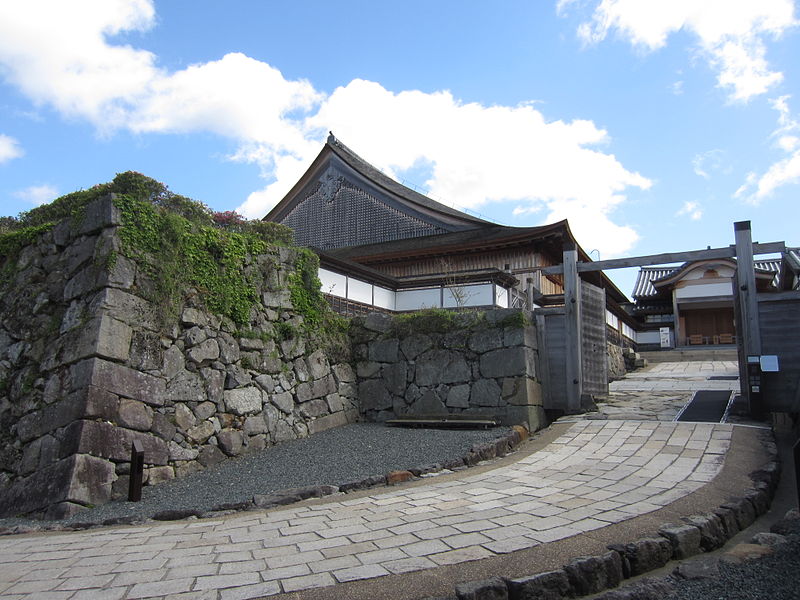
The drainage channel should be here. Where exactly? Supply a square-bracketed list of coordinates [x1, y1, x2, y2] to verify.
[674, 390, 735, 423]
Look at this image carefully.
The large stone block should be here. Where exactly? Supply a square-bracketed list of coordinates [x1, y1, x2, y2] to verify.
[90, 288, 159, 335]
[363, 312, 393, 333]
[332, 363, 356, 383]
[217, 429, 244, 456]
[311, 374, 336, 399]
[470, 378, 502, 407]
[308, 410, 354, 435]
[186, 421, 214, 444]
[400, 333, 433, 360]
[187, 338, 220, 364]
[658, 524, 702, 559]
[480, 348, 527, 379]
[359, 379, 392, 412]
[447, 384, 471, 408]
[683, 513, 727, 551]
[416, 350, 471, 385]
[76, 196, 122, 235]
[167, 371, 207, 403]
[62, 419, 169, 465]
[502, 376, 543, 407]
[71, 358, 166, 407]
[469, 329, 504, 354]
[410, 390, 447, 415]
[117, 398, 154, 431]
[455, 576, 508, 600]
[0, 453, 114, 518]
[369, 339, 399, 362]
[307, 349, 331, 380]
[299, 398, 328, 419]
[271, 391, 294, 414]
[16, 394, 85, 442]
[564, 551, 623, 596]
[224, 387, 263, 415]
[506, 570, 571, 600]
[58, 315, 133, 366]
[614, 537, 673, 576]
[382, 362, 407, 396]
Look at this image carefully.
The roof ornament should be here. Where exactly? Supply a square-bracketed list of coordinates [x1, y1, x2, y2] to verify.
[327, 131, 336, 144]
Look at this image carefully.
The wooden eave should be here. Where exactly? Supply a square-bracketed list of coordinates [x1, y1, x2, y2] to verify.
[317, 250, 518, 290]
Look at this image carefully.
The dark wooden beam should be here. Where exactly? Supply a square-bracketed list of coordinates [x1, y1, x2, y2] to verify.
[535, 241, 786, 275]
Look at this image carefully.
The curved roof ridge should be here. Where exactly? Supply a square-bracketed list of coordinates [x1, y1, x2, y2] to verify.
[326, 133, 492, 227]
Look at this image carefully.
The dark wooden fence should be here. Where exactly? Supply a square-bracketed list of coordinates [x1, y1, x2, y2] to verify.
[758, 291, 800, 413]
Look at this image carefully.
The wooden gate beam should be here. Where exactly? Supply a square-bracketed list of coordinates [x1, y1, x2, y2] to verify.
[535, 241, 786, 275]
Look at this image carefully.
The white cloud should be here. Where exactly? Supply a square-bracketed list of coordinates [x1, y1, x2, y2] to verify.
[567, 0, 797, 102]
[677, 200, 703, 220]
[0, 0, 652, 258]
[692, 149, 728, 179]
[0, 0, 159, 131]
[303, 80, 650, 255]
[13, 184, 58, 206]
[0, 134, 23, 163]
[735, 95, 800, 203]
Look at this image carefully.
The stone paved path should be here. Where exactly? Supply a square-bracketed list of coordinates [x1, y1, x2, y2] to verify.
[0, 419, 732, 600]
[559, 360, 741, 422]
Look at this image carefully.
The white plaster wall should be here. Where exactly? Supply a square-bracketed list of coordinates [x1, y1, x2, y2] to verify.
[373, 286, 395, 311]
[347, 277, 373, 304]
[318, 268, 347, 298]
[675, 282, 732, 299]
[495, 286, 509, 308]
[637, 330, 661, 344]
[396, 288, 441, 311]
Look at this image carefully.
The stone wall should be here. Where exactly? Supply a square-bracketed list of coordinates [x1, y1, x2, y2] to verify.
[607, 342, 627, 381]
[351, 310, 545, 430]
[0, 196, 356, 519]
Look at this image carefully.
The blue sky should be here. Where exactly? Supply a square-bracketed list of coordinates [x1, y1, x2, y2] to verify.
[1, 1, 798, 296]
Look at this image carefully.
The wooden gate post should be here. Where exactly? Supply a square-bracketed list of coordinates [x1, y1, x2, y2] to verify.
[563, 243, 582, 413]
[734, 221, 763, 417]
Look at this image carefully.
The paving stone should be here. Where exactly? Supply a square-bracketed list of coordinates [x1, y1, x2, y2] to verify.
[281, 572, 337, 593]
[333, 563, 391, 582]
[128, 578, 195, 598]
[219, 582, 281, 600]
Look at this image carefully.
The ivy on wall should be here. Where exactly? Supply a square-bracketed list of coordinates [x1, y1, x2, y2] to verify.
[0, 172, 337, 335]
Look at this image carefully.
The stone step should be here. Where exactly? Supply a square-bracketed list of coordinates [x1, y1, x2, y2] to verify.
[639, 348, 739, 363]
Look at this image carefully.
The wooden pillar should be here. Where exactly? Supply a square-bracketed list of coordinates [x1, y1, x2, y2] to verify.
[563, 243, 582, 412]
[734, 221, 763, 417]
[734, 221, 762, 357]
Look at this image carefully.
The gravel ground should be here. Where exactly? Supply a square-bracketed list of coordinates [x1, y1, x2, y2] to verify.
[664, 537, 800, 600]
[0, 422, 509, 529]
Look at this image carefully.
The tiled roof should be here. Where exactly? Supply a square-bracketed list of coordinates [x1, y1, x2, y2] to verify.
[631, 266, 678, 299]
[631, 259, 784, 299]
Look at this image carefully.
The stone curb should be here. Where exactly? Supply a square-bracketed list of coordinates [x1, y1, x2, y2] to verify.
[0, 423, 529, 536]
[424, 432, 781, 600]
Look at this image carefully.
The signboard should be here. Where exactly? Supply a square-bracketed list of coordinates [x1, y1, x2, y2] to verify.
[659, 327, 672, 348]
[760, 355, 780, 372]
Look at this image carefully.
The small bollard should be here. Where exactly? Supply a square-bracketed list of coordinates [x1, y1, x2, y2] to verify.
[128, 439, 144, 502]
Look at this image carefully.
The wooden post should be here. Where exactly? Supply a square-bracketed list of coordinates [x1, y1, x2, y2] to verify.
[734, 221, 762, 354]
[563, 243, 582, 413]
[128, 440, 144, 502]
[734, 221, 763, 417]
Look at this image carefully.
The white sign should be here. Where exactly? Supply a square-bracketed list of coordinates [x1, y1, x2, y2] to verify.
[659, 327, 672, 348]
[760, 355, 780, 372]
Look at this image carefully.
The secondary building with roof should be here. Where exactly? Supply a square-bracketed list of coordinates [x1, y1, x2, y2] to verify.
[630, 257, 783, 348]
